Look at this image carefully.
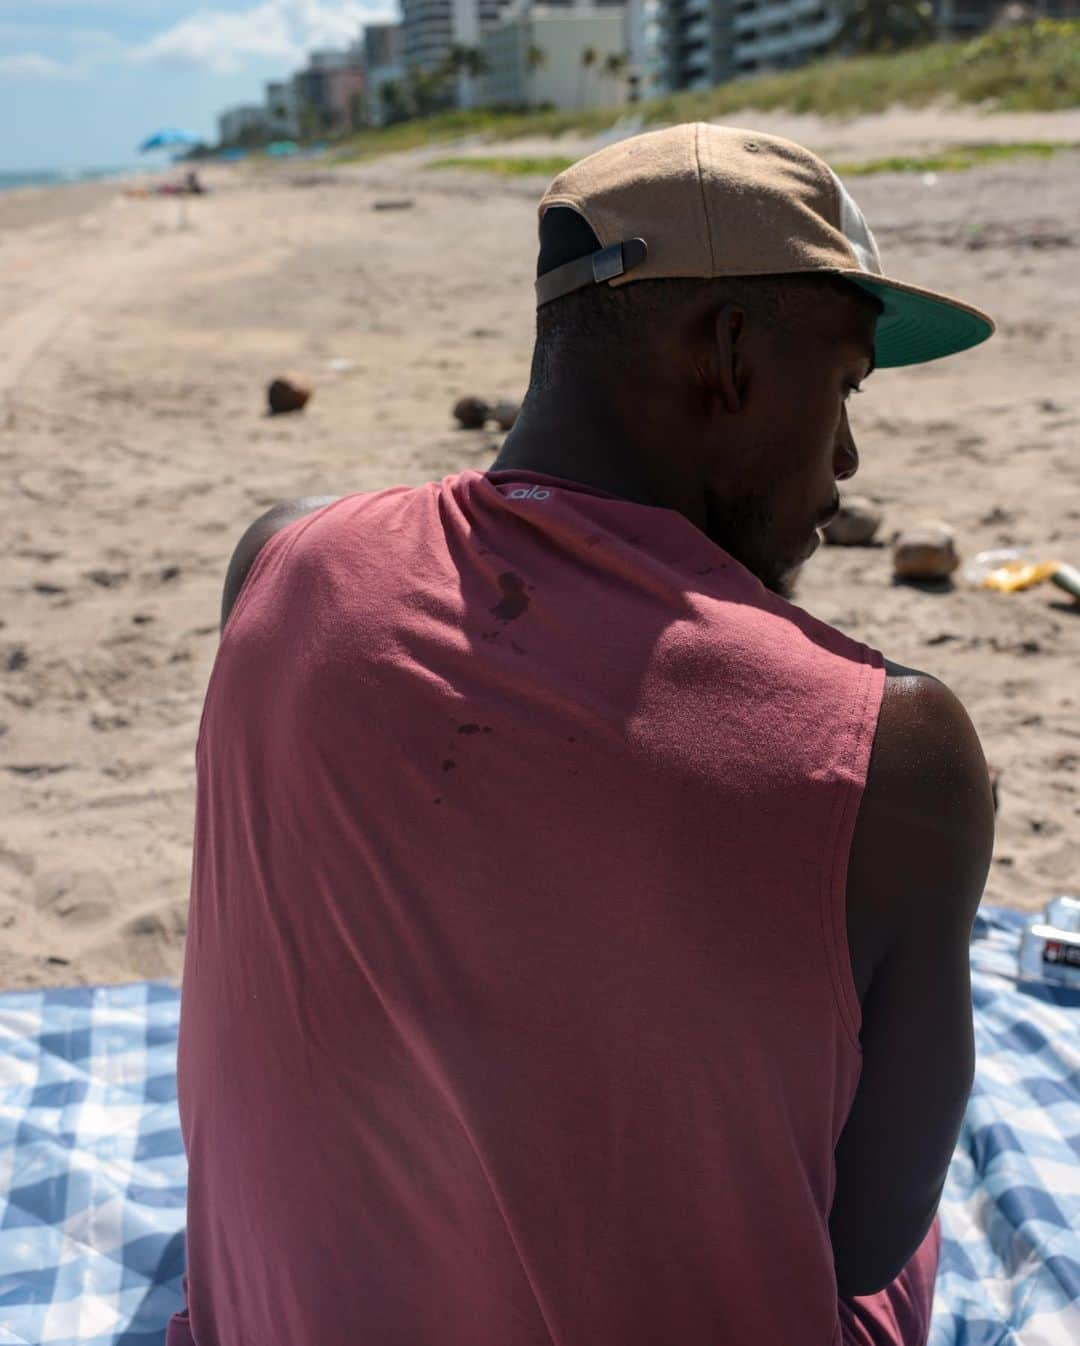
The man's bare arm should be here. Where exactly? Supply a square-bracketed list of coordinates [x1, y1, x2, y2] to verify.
[220, 496, 340, 632]
[830, 663, 995, 1297]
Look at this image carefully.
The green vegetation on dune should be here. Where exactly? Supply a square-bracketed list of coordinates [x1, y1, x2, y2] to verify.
[634, 21, 1080, 123]
[330, 21, 1080, 166]
[426, 141, 1077, 180]
[834, 141, 1078, 175]
[426, 156, 576, 176]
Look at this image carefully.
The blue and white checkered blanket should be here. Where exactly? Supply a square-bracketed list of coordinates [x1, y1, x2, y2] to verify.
[1, 908, 1077, 1345]
[930, 909, 1080, 1346]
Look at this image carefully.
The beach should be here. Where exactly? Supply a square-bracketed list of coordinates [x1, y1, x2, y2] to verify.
[1, 111, 1078, 990]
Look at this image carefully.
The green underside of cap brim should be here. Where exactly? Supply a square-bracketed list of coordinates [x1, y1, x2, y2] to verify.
[846, 275, 994, 368]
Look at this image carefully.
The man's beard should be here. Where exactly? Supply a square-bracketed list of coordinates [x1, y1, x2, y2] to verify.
[702, 489, 801, 599]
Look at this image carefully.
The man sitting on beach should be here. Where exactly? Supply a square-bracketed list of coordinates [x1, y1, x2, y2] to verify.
[169, 124, 995, 1346]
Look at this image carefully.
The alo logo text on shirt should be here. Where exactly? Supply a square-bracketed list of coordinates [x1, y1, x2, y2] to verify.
[509, 486, 552, 501]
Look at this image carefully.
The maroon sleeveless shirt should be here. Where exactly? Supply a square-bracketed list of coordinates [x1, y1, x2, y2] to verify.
[169, 469, 886, 1345]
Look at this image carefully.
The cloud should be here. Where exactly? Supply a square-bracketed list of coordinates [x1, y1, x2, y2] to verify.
[0, 51, 67, 78]
[0, 2, 393, 81]
[130, 1, 386, 75]
[131, 5, 294, 74]
[0, 23, 129, 77]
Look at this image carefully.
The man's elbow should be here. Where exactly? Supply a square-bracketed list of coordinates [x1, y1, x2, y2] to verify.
[836, 1256, 907, 1300]
[833, 1208, 940, 1299]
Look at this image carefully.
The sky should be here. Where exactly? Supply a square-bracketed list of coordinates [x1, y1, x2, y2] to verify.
[2, 1, 395, 173]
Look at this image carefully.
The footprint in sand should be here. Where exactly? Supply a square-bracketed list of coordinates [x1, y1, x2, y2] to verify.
[34, 867, 115, 926]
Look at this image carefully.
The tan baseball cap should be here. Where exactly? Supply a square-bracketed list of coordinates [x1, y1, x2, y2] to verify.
[535, 122, 994, 368]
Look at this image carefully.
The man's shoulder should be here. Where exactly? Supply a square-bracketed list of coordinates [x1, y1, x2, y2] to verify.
[845, 657, 995, 993]
[220, 495, 341, 632]
[874, 658, 984, 792]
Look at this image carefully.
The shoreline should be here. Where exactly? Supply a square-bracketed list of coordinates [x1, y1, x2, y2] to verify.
[0, 176, 138, 235]
[0, 163, 200, 235]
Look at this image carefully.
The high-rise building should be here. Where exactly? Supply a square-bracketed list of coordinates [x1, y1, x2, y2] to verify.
[292, 47, 367, 132]
[482, 5, 629, 109]
[323, 65, 368, 130]
[401, 0, 508, 73]
[364, 22, 404, 68]
[624, 0, 660, 95]
[659, 0, 841, 92]
[658, 0, 724, 89]
[732, 0, 841, 75]
[218, 105, 269, 145]
[265, 81, 300, 138]
[308, 48, 355, 71]
[401, 0, 524, 107]
[363, 24, 406, 126]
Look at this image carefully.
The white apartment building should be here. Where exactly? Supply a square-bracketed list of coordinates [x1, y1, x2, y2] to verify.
[265, 81, 300, 138]
[362, 23, 405, 125]
[308, 48, 355, 70]
[658, 0, 840, 92]
[218, 104, 268, 144]
[366, 62, 406, 124]
[626, 0, 667, 99]
[482, 5, 628, 109]
[624, 0, 659, 89]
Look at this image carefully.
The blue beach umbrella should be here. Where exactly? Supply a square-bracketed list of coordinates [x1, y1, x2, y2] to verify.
[137, 128, 203, 228]
[138, 128, 200, 154]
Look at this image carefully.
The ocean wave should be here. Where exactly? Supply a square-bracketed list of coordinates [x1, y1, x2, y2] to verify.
[0, 166, 134, 194]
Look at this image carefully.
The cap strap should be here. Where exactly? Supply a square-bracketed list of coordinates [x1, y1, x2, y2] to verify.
[535, 238, 648, 308]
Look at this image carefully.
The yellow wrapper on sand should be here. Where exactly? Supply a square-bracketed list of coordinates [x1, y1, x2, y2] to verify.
[982, 560, 1062, 593]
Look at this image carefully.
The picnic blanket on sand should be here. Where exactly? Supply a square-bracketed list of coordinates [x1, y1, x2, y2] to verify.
[1, 907, 1077, 1345]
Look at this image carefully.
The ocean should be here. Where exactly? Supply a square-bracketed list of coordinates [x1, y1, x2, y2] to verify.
[0, 166, 135, 194]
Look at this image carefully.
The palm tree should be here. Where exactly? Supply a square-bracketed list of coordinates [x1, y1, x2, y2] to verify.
[442, 45, 490, 81]
[835, 0, 936, 53]
[525, 42, 548, 109]
[297, 100, 324, 142]
[602, 51, 630, 106]
[407, 65, 453, 117]
[443, 43, 467, 76]
[464, 46, 492, 79]
[378, 81, 409, 126]
[442, 43, 491, 108]
[578, 45, 598, 108]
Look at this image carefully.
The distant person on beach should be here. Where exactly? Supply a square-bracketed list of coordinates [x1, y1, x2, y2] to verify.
[123, 171, 207, 199]
[169, 125, 995, 1346]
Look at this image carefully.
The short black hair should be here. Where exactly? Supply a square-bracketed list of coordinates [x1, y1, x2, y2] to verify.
[532, 273, 880, 392]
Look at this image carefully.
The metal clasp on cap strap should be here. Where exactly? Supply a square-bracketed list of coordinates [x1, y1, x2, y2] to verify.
[535, 237, 649, 307]
[592, 243, 627, 284]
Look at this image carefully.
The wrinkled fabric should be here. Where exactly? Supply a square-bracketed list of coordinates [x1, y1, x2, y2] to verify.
[842, 1221, 941, 1346]
[170, 468, 894, 1345]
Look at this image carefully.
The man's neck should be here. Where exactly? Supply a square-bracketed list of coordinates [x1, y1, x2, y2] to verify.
[489, 400, 791, 593]
[490, 399, 669, 513]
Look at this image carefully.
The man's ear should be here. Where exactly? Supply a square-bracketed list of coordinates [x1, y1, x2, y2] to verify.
[705, 304, 748, 414]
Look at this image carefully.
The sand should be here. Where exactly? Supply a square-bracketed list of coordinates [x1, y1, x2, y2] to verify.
[1, 110, 1077, 990]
